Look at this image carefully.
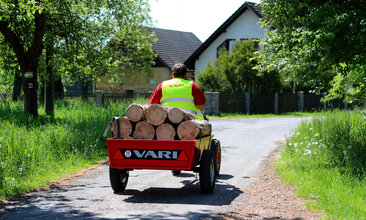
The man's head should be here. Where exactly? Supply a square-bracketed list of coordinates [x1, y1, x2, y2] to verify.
[172, 63, 187, 78]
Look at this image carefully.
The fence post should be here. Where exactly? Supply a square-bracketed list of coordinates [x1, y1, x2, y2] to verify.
[212, 92, 219, 115]
[274, 92, 279, 114]
[244, 92, 250, 114]
[95, 91, 105, 106]
[298, 91, 304, 112]
[204, 92, 212, 115]
[322, 93, 327, 111]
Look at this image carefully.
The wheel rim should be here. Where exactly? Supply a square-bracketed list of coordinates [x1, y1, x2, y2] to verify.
[216, 146, 221, 168]
[119, 172, 128, 184]
[210, 159, 215, 185]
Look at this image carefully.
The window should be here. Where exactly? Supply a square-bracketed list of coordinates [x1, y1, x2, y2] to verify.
[217, 38, 260, 57]
[217, 39, 235, 57]
[241, 38, 260, 50]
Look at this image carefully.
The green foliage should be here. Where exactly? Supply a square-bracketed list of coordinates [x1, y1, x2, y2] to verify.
[257, 0, 366, 103]
[0, 0, 156, 95]
[0, 97, 145, 199]
[197, 40, 282, 95]
[277, 110, 366, 218]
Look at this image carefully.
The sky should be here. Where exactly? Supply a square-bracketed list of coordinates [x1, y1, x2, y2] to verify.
[148, 0, 261, 42]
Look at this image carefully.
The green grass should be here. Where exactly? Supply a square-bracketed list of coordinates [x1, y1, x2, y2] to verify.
[276, 110, 366, 219]
[208, 111, 325, 119]
[0, 97, 148, 200]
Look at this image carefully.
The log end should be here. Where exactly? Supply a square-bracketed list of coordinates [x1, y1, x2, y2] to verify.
[156, 123, 176, 140]
[126, 104, 143, 122]
[146, 104, 167, 126]
[168, 107, 184, 124]
[133, 121, 155, 140]
[177, 120, 200, 140]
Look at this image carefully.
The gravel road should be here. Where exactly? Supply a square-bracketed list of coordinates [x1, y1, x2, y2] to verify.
[0, 117, 308, 220]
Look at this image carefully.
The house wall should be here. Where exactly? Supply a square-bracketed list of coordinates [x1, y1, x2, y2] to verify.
[195, 9, 265, 74]
[96, 67, 171, 93]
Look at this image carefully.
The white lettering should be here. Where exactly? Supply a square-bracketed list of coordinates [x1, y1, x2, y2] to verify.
[158, 151, 171, 159]
[172, 151, 178, 159]
[145, 151, 158, 158]
[132, 150, 180, 159]
[133, 150, 146, 158]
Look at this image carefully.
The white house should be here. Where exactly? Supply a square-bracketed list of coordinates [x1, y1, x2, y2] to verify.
[185, 2, 264, 74]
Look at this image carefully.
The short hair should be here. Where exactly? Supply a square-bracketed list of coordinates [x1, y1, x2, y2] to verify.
[172, 63, 187, 78]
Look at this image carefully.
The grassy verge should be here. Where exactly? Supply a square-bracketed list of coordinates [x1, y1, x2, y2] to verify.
[0, 97, 147, 200]
[276, 110, 366, 219]
[208, 111, 325, 119]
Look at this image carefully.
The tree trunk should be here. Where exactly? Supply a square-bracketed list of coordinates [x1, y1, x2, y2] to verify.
[112, 117, 133, 138]
[156, 123, 176, 140]
[81, 83, 89, 102]
[44, 39, 54, 115]
[126, 104, 149, 122]
[177, 119, 212, 140]
[54, 75, 64, 99]
[146, 104, 172, 126]
[12, 71, 22, 101]
[0, 11, 46, 117]
[168, 107, 194, 124]
[22, 68, 39, 117]
[133, 121, 155, 140]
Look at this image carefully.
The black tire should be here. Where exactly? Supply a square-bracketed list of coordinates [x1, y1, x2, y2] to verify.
[212, 139, 221, 176]
[172, 170, 182, 176]
[109, 167, 129, 193]
[199, 150, 216, 194]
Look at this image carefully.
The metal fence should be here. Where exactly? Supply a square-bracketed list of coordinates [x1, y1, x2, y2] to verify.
[204, 92, 347, 115]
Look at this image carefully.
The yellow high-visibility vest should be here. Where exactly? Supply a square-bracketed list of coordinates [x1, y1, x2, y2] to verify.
[161, 78, 203, 119]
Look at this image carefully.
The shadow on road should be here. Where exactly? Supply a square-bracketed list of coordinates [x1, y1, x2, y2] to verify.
[122, 173, 242, 206]
[0, 188, 107, 220]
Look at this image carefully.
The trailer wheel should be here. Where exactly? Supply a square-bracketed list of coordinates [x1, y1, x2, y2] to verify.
[199, 150, 216, 194]
[109, 167, 129, 193]
[212, 139, 221, 176]
[172, 170, 181, 176]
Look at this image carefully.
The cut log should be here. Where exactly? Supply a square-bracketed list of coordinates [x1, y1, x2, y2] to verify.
[133, 121, 155, 140]
[167, 107, 194, 124]
[126, 104, 149, 122]
[112, 117, 132, 138]
[123, 136, 134, 140]
[146, 104, 171, 126]
[156, 123, 176, 140]
[177, 119, 212, 140]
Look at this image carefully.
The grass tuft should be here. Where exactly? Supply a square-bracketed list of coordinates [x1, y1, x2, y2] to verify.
[276, 110, 366, 219]
[0, 97, 147, 199]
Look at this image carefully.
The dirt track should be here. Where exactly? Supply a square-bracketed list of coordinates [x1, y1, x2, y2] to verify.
[0, 117, 320, 219]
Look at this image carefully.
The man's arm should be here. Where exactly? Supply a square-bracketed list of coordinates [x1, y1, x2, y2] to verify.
[196, 104, 205, 110]
[149, 83, 163, 104]
[192, 82, 206, 110]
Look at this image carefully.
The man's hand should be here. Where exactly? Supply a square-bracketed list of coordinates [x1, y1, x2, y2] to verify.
[197, 104, 205, 110]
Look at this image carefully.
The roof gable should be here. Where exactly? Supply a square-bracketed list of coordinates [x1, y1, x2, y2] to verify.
[149, 27, 202, 70]
[185, 2, 262, 67]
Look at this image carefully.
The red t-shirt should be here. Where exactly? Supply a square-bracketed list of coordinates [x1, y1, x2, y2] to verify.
[149, 81, 206, 106]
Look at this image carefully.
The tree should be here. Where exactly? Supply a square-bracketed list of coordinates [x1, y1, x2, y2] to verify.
[257, 0, 366, 103]
[197, 40, 281, 95]
[0, 0, 155, 117]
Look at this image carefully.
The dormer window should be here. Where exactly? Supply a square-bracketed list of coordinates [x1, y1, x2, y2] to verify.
[217, 38, 260, 57]
[217, 39, 235, 57]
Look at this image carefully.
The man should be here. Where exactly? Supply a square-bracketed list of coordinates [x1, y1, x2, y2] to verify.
[149, 63, 206, 119]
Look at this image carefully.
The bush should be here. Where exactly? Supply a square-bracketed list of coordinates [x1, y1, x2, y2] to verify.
[197, 39, 282, 95]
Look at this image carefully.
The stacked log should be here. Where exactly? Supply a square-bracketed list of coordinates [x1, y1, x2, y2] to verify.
[126, 104, 148, 122]
[110, 104, 211, 140]
[112, 117, 132, 138]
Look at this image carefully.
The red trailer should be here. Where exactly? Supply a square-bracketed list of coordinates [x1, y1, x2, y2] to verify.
[106, 136, 221, 194]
